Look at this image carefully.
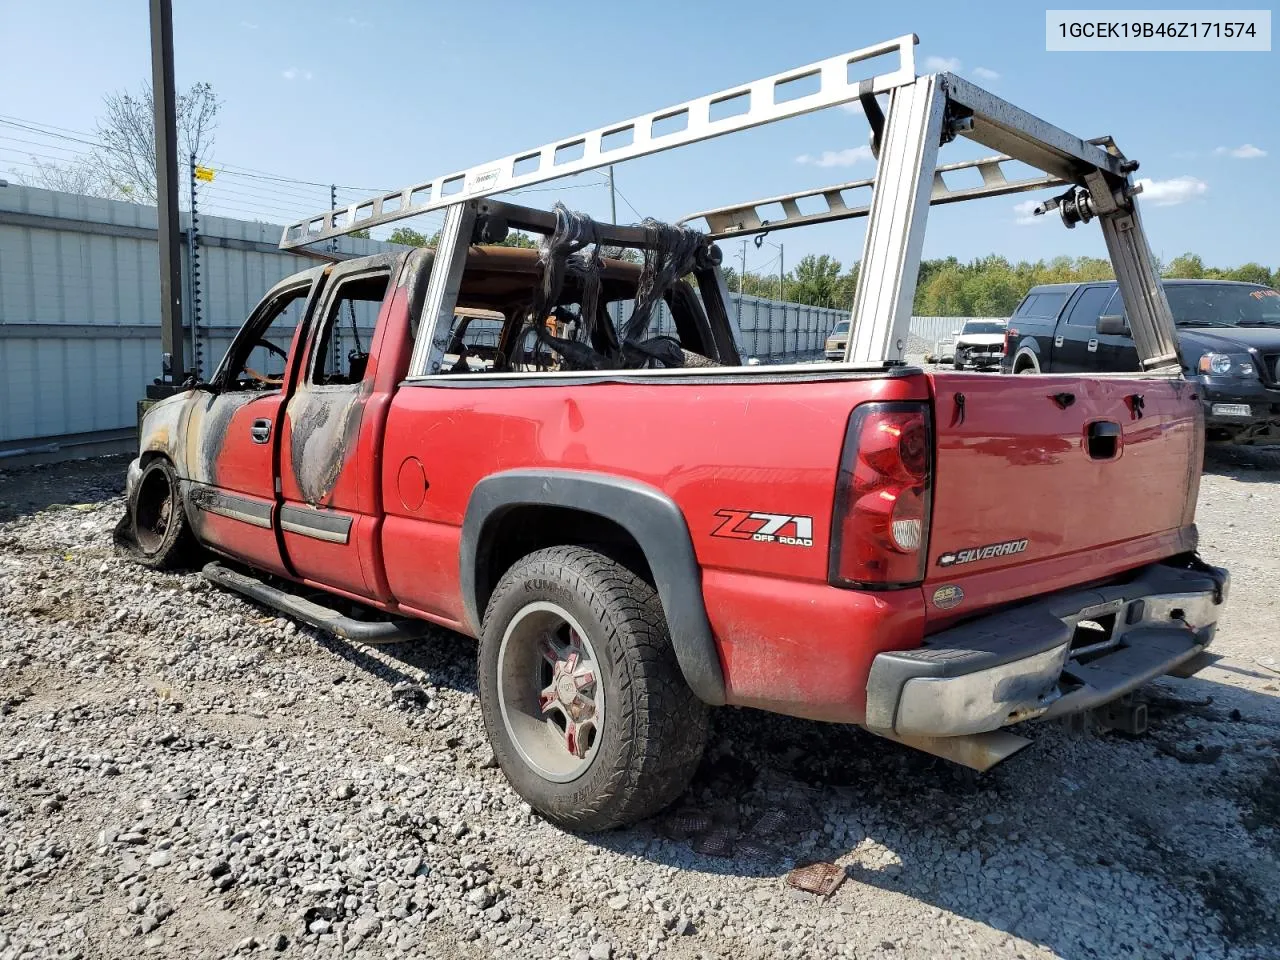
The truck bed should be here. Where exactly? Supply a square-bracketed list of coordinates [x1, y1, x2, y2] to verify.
[377, 365, 1203, 723]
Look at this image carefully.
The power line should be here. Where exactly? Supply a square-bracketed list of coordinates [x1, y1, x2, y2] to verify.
[0, 112, 392, 198]
[611, 183, 645, 221]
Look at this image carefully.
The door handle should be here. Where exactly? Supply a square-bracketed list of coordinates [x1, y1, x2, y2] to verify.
[250, 418, 272, 444]
[1087, 338, 1099, 353]
[1054, 335, 1064, 348]
[1086, 420, 1121, 459]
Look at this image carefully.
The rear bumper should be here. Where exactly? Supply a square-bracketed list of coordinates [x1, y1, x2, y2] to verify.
[865, 561, 1229, 738]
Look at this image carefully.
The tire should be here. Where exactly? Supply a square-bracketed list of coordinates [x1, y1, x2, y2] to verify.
[127, 458, 201, 570]
[953, 358, 965, 371]
[477, 545, 709, 831]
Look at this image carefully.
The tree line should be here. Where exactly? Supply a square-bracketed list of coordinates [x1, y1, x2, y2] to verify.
[724, 252, 1277, 316]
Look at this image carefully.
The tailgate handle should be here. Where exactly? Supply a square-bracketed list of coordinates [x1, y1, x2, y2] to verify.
[1086, 420, 1121, 459]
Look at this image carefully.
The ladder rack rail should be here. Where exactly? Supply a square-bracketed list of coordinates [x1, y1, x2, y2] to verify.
[279, 34, 918, 250]
[297, 32, 1176, 373]
[678, 154, 1068, 239]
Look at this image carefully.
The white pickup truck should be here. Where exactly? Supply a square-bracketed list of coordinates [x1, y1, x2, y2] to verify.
[953, 318, 1008, 370]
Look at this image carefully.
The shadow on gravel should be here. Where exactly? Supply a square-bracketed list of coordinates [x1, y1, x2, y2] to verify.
[319, 628, 480, 699]
[601, 681, 1280, 959]
[1203, 445, 1280, 482]
[0, 455, 130, 521]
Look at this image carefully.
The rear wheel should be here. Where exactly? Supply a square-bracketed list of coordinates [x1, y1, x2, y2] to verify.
[477, 545, 708, 831]
[128, 459, 200, 569]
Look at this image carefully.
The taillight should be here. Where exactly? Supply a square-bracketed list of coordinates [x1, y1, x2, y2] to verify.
[1004, 326, 1018, 356]
[829, 401, 933, 588]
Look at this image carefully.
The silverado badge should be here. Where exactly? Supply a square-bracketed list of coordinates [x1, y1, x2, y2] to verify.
[937, 538, 1029, 568]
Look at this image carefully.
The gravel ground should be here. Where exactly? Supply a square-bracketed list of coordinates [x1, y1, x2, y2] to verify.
[1, 450, 1278, 960]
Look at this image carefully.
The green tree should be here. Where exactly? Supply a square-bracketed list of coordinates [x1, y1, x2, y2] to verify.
[789, 254, 844, 308]
[1164, 253, 1205, 279]
[1227, 262, 1273, 286]
[388, 227, 430, 246]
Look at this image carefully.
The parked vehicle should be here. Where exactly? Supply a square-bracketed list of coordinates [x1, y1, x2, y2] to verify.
[952, 319, 1007, 371]
[121, 39, 1227, 830]
[933, 331, 957, 363]
[824, 319, 851, 360]
[1003, 279, 1280, 444]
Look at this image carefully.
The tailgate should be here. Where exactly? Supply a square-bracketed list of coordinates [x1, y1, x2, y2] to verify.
[924, 373, 1202, 624]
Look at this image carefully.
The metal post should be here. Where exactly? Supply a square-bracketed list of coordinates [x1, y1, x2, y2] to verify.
[846, 75, 946, 364]
[608, 166, 621, 327]
[1100, 203, 1180, 369]
[738, 239, 747, 325]
[149, 0, 184, 387]
[407, 201, 478, 378]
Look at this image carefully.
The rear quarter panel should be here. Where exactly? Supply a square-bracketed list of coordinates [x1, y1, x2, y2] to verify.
[380, 372, 932, 720]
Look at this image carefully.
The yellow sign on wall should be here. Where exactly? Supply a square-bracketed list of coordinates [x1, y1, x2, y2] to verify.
[194, 166, 216, 182]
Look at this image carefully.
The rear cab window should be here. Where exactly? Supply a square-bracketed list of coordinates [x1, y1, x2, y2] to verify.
[1021, 290, 1069, 321]
[1064, 286, 1115, 328]
[420, 246, 723, 377]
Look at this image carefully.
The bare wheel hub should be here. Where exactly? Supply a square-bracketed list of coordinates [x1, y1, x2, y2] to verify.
[497, 602, 605, 783]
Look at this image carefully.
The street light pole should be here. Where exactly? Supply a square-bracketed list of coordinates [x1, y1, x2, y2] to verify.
[148, 0, 184, 392]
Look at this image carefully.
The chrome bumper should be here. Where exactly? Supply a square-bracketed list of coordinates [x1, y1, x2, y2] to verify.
[865, 561, 1229, 738]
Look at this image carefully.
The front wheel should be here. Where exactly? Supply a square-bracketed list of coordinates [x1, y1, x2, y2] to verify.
[125, 459, 201, 569]
[477, 546, 709, 831]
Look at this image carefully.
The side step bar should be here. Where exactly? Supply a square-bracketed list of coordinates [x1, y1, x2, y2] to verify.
[202, 562, 427, 645]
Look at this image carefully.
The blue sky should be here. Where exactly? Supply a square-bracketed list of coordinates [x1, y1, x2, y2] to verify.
[1, 0, 1274, 276]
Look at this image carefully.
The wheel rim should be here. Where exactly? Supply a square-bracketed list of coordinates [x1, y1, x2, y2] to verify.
[134, 467, 175, 554]
[496, 601, 605, 783]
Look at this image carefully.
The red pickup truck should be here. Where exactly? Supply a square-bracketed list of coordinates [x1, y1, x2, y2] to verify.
[119, 218, 1225, 828]
[120, 46, 1228, 830]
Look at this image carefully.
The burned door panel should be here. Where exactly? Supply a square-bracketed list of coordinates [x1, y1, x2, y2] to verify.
[185, 275, 320, 575]
[277, 260, 399, 599]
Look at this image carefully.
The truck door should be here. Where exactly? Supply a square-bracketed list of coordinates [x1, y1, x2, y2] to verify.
[1094, 288, 1141, 372]
[186, 275, 320, 576]
[1053, 285, 1113, 373]
[277, 255, 400, 599]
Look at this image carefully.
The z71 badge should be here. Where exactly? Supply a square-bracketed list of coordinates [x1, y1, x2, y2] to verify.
[712, 510, 814, 547]
[937, 538, 1029, 568]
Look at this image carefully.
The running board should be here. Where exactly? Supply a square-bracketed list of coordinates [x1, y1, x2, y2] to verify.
[867, 728, 1032, 771]
[202, 562, 426, 645]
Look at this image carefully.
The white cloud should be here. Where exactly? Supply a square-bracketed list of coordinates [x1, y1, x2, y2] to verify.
[281, 68, 314, 82]
[1213, 143, 1267, 159]
[972, 66, 1000, 81]
[839, 102, 863, 115]
[924, 55, 962, 72]
[1136, 175, 1208, 206]
[1013, 199, 1045, 225]
[239, 20, 258, 30]
[795, 146, 875, 168]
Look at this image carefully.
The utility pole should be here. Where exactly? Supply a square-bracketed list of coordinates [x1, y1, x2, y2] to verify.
[148, 0, 184, 394]
[187, 152, 202, 378]
[738, 239, 747, 324]
[607, 165, 617, 227]
[329, 184, 341, 370]
[778, 244, 784, 302]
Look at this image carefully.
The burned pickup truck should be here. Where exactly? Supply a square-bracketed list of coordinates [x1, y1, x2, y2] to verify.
[120, 35, 1227, 830]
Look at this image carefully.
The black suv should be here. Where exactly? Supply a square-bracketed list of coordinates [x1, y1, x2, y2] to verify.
[1002, 279, 1280, 444]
